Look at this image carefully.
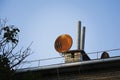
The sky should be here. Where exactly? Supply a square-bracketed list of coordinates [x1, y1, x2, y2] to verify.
[1, 0, 120, 66]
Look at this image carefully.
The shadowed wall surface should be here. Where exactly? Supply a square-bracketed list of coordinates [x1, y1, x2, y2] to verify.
[15, 56, 120, 80]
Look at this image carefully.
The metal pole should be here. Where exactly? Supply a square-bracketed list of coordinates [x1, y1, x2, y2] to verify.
[77, 21, 81, 50]
[80, 26, 86, 50]
[38, 60, 40, 67]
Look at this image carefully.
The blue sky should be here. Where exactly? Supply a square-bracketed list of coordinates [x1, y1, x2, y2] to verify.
[1, 0, 120, 66]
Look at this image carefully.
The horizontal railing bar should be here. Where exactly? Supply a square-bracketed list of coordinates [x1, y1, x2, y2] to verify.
[22, 56, 63, 63]
[87, 48, 120, 54]
[19, 48, 120, 69]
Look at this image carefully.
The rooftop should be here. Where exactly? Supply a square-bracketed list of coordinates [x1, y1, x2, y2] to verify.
[16, 48, 120, 75]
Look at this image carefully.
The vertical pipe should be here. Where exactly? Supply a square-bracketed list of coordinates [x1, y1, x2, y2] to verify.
[80, 26, 86, 50]
[77, 21, 81, 50]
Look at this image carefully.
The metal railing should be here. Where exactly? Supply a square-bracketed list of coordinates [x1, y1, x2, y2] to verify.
[18, 48, 120, 69]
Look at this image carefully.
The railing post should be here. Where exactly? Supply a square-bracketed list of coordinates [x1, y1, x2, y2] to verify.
[38, 60, 40, 67]
[97, 52, 98, 59]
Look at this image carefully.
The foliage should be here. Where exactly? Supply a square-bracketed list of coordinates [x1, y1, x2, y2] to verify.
[0, 19, 32, 80]
[0, 55, 14, 80]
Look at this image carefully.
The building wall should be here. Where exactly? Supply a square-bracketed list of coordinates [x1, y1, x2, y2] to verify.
[16, 67, 120, 80]
[42, 68, 120, 80]
[16, 57, 120, 80]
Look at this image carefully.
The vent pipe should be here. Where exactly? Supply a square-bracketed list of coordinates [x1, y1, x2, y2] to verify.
[80, 26, 86, 50]
[77, 21, 81, 50]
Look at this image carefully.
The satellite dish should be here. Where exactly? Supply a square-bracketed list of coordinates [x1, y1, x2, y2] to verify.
[54, 34, 73, 53]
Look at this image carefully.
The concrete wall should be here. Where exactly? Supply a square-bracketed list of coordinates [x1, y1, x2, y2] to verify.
[16, 67, 120, 80]
[42, 68, 120, 80]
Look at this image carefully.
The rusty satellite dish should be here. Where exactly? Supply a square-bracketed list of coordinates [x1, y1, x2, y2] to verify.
[54, 34, 73, 53]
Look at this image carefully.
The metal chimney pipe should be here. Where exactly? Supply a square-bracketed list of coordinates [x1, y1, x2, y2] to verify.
[80, 26, 86, 50]
[77, 21, 81, 50]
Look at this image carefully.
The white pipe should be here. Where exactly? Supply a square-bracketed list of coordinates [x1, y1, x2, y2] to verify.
[77, 21, 81, 50]
[80, 26, 86, 50]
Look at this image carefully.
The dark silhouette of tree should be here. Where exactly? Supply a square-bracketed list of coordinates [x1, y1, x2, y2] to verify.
[0, 19, 32, 80]
[101, 51, 110, 59]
